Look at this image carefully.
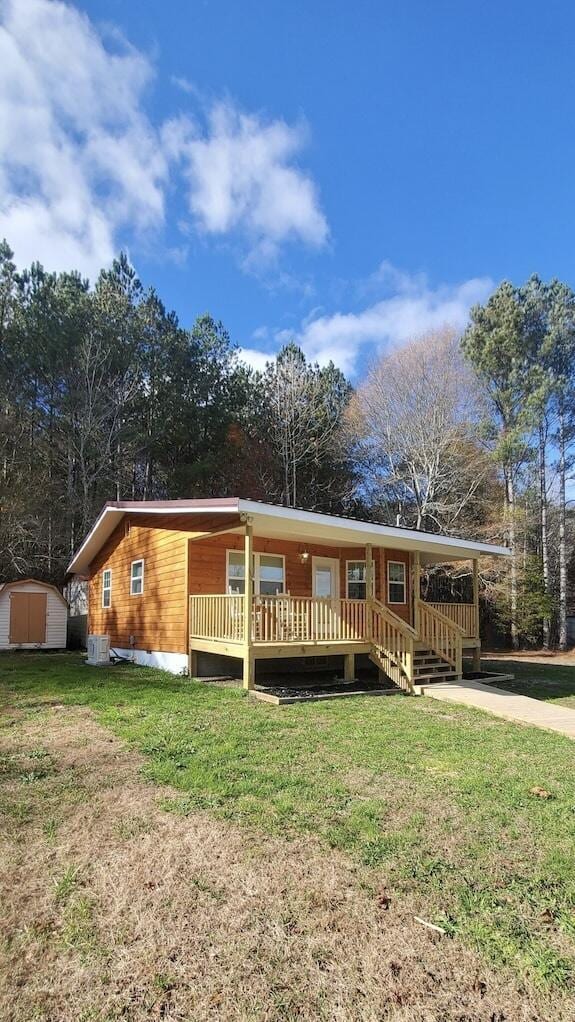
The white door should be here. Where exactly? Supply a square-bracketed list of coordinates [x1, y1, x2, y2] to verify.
[312, 557, 340, 599]
[312, 557, 340, 639]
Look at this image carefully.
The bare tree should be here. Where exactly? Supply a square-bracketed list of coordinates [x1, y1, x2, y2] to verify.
[348, 328, 491, 534]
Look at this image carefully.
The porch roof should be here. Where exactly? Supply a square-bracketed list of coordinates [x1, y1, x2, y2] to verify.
[67, 497, 510, 575]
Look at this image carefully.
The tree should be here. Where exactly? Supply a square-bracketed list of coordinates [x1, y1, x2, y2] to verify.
[462, 283, 533, 648]
[257, 343, 354, 511]
[546, 281, 575, 648]
[348, 328, 491, 534]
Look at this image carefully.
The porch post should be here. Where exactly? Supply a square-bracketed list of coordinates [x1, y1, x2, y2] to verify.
[413, 551, 421, 636]
[472, 557, 481, 672]
[344, 653, 355, 681]
[243, 518, 254, 689]
[365, 543, 374, 640]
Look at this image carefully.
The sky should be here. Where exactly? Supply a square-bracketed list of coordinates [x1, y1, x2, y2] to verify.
[1, 0, 574, 378]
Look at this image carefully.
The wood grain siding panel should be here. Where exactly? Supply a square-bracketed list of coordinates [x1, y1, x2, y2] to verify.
[88, 515, 196, 653]
[188, 535, 381, 600]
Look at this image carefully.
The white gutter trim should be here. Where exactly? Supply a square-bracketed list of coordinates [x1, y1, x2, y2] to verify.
[66, 502, 240, 573]
[237, 499, 511, 558]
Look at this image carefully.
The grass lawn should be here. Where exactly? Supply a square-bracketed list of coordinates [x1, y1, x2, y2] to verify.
[483, 656, 575, 709]
[2, 652, 575, 1019]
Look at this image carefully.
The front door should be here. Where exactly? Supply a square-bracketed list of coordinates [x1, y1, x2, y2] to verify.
[312, 557, 340, 599]
[312, 557, 340, 639]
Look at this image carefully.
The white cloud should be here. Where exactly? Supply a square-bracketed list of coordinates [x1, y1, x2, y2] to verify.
[163, 102, 328, 266]
[0, 0, 167, 278]
[237, 346, 274, 372]
[245, 266, 494, 376]
[0, 0, 328, 278]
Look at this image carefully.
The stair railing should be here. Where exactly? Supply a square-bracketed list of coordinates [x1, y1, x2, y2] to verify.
[370, 599, 415, 692]
[416, 599, 464, 678]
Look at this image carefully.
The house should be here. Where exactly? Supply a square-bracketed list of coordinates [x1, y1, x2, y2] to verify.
[0, 579, 68, 650]
[67, 498, 511, 691]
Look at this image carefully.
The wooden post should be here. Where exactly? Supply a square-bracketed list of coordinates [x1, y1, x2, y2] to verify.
[413, 551, 421, 636]
[243, 519, 254, 689]
[344, 652, 355, 681]
[365, 544, 374, 640]
[472, 557, 481, 672]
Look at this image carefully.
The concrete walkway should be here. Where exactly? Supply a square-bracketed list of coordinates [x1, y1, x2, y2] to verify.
[421, 678, 575, 740]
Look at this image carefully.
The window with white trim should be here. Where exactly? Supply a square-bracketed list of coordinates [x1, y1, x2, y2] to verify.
[227, 551, 247, 594]
[226, 551, 285, 595]
[130, 559, 144, 595]
[346, 560, 366, 600]
[387, 560, 406, 604]
[102, 569, 112, 608]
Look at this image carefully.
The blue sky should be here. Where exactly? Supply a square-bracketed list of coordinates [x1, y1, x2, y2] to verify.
[1, 0, 574, 376]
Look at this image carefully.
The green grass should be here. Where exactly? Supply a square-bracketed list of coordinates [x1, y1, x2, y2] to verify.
[484, 657, 575, 708]
[2, 651, 575, 992]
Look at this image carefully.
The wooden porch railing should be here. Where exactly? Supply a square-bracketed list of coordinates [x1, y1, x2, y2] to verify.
[252, 595, 367, 643]
[426, 602, 476, 638]
[416, 599, 463, 675]
[189, 594, 369, 644]
[189, 594, 468, 688]
[189, 594, 244, 643]
[370, 599, 415, 692]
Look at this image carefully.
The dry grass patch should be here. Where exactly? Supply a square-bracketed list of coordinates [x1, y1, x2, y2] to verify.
[0, 702, 564, 1022]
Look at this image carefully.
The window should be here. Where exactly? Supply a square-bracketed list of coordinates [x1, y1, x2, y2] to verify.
[226, 550, 285, 595]
[388, 560, 406, 604]
[258, 554, 285, 595]
[130, 559, 144, 596]
[346, 560, 366, 600]
[102, 569, 112, 609]
[227, 551, 246, 594]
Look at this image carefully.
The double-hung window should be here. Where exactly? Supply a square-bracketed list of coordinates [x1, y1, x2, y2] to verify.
[130, 559, 144, 596]
[387, 561, 406, 604]
[226, 551, 285, 595]
[102, 569, 112, 609]
[346, 561, 366, 599]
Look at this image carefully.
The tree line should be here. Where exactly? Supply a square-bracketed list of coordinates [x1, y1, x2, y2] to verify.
[1, 239, 574, 648]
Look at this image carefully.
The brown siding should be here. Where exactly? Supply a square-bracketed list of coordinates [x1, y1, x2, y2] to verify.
[188, 534, 392, 604]
[88, 514, 199, 653]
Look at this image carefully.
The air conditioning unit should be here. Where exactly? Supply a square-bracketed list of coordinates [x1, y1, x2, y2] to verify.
[86, 634, 110, 666]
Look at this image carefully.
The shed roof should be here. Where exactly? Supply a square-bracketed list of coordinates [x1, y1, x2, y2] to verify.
[0, 579, 68, 606]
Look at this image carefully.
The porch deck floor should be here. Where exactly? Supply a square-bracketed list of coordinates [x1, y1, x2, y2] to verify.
[421, 678, 575, 740]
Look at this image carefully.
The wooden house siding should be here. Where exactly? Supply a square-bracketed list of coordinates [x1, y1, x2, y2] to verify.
[188, 533, 411, 619]
[88, 514, 198, 653]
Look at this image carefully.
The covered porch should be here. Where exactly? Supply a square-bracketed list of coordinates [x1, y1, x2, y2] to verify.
[187, 511, 487, 693]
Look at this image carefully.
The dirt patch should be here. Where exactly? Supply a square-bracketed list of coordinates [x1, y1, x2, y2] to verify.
[485, 650, 575, 666]
[0, 704, 567, 1021]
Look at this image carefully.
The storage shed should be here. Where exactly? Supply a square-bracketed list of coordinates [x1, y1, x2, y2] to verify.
[0, 579, 68, 650]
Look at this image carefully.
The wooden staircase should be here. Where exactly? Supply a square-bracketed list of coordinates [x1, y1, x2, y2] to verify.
[368, 599, 464, 695]
[412, 646, 460, 687]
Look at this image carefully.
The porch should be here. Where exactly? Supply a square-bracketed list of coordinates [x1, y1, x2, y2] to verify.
[188, 521, 482, 693]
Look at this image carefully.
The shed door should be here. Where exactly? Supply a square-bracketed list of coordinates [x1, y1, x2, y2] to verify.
[9, 592, 47, 643]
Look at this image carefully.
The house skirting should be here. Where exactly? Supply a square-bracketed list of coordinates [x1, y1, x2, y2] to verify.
[110, 647, 189, 674]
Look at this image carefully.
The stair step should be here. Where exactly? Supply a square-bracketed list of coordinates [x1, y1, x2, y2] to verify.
[414, 672, 458, 683]
[413, 665, 452, 676]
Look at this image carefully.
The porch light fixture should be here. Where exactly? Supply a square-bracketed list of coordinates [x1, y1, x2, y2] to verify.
[298, 549, 310, 564]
